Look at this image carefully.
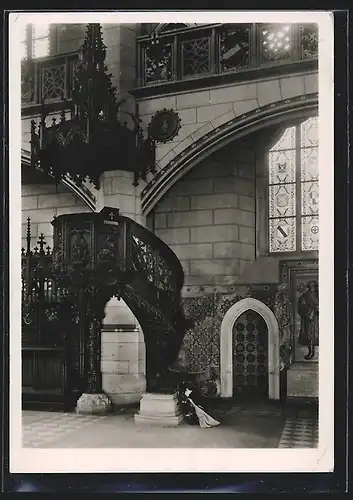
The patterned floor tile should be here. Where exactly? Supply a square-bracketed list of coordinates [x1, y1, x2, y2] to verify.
[278, 408, 318, 448]
[22, 403, 319, 449]
[22, 412, 108, 448]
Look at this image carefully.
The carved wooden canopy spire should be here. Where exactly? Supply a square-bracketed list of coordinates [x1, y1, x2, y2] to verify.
[72, 23, 120, 127]
[30, 23, 155, 189]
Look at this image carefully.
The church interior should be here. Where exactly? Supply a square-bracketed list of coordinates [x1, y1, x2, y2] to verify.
[20, 21, 319, 448]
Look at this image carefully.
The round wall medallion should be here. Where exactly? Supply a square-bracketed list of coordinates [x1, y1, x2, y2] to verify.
[149, 108, 181, 143]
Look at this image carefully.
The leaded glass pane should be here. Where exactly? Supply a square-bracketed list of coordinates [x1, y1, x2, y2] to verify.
[260, 24, 292, 62]
[269, 217, 296, 252]
[270, 126, 296, 152]
[20, 27, 27, 44]
[269, 183, 296, 217]
[301, 180, 319, 216]
[300, 116, 318, 147]
[301, 215, 319, 251]
[182, 37, 210, 77]
[144, 42, 173, 85]
[219, 25, 250, 72]
[33, 24, 50, 39]
[301, 147, 318, 181]
[20, 42, 27, 60]
[33, 37, 49, 58]
[300, 24, 319, 59]
[269, 149, 296, 184]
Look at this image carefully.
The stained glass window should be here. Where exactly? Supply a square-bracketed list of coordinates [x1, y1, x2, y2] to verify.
[268, 116, 319, 253]
[260, 24, 292, 62]
[21, 24, 50, 60]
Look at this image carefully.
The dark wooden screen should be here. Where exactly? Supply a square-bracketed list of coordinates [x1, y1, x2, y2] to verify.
[21, 220, 83, 411]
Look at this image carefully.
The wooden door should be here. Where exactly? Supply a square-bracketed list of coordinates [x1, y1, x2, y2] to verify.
[232, 310, 268, 399]
[22, 299, 83, 412]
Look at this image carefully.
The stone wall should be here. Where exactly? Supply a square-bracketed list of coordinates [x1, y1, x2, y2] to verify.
[137, 71, 318, 186]
[54, 23, 137, 94]
[101, 170, 145, 226]
[21, 183, 92, 249]
[149, 138, 257, 293]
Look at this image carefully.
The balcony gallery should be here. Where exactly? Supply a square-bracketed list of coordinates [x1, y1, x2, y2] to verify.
[21, 22, 319, 112]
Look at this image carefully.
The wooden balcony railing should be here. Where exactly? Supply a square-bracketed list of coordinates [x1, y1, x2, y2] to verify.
[21, 23, 319, 110]
[135, 23, 318, 94]
[21, 52, 78, 114]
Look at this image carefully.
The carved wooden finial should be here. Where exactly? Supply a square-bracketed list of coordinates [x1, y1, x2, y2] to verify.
[26, 217, 31, 253]
[37, 233, 46, 254]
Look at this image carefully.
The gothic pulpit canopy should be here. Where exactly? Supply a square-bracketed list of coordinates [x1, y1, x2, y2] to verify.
[30, 24, 156, 189]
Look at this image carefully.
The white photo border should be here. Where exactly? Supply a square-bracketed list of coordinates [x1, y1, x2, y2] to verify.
[9, 10, 334, 474]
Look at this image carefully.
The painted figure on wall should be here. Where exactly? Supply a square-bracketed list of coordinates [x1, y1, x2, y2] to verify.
[297, 280, 319, 360]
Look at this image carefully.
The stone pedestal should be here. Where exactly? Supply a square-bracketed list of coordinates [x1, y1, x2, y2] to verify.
[76, 393, 112, 415]
[134, 392, 184, 427]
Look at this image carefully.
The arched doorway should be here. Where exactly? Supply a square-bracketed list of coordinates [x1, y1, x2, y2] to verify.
[220, 297, 280, 400]
[233, 310, 268, 399]
[102, 298, 146, 407]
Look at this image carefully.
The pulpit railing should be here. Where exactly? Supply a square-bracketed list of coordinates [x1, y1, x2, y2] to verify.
[128, 217, 183, 297]
[136, 22, 318, 89]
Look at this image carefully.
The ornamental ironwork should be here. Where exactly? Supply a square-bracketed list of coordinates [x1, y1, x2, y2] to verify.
[136, 23, 318, 88]
[29, 23, 156, 189]
[181, 37, 211, 77]
[148, 108, 181, 143]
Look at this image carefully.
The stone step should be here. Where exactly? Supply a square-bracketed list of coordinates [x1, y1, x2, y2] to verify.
[286, 361, 318, 399]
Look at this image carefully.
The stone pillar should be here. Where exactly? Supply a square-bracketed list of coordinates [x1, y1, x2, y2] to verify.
[101, 298, 146, 407]
[134, 335, 185, 427]
[101, 170, 146, 226]
[102, 24, 137, 124]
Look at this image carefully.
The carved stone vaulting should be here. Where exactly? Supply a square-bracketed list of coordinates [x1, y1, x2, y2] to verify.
[29, 23, 156, 189]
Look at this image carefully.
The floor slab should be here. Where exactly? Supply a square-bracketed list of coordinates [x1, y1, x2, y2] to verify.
[22, 402, 318, 449]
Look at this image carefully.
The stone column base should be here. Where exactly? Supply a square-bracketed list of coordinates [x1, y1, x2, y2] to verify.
[76, 393, 112, 415]
[134, 392, 184, 427]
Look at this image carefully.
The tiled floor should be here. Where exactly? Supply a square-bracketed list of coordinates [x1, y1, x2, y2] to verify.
[278, 407, 319, 448]
[22, 401, 318, 449]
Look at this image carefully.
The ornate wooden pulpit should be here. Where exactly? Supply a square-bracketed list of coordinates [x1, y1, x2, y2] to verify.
[51, 206, 127, 414]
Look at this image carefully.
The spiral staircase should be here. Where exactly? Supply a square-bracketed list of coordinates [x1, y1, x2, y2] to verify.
[21, 214, 188, 411]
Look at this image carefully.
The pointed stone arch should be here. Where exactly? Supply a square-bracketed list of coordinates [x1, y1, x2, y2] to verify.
[141, 93, 318, 215]
[21, 149, 97, 211]
[220, 297, 280, 400]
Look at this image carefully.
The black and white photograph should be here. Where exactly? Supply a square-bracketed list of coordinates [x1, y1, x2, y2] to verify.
[9, 11, 334, 473]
